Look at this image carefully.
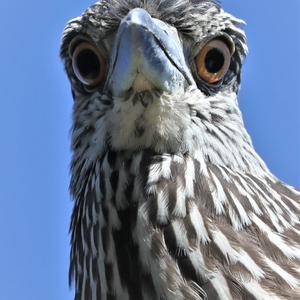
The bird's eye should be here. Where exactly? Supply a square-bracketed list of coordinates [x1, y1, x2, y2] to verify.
[196, 39, 232, 84]
[72, 42, 106, 88]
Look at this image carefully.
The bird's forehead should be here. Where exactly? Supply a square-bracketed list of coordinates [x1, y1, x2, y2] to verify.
[60, 0, 246, 57]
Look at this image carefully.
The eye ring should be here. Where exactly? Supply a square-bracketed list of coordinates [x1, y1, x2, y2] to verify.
[196, 39, 232, 84]
[72, 41, 107, 88]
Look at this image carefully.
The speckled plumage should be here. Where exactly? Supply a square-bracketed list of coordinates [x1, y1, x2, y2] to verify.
[60, 1, 300, 299]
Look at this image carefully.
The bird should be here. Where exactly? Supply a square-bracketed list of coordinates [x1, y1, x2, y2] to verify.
[60, 0, 300, 299]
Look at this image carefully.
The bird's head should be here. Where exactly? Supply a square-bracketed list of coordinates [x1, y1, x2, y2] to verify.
[61, 0, 266, 174]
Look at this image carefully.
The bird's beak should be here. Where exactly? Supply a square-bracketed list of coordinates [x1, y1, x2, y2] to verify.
[105, 8, 195, 97]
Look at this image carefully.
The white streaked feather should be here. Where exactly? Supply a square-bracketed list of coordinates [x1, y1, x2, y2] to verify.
[173, 179, 187, 218]
[188, 249, 209, 279]
[234, 179, 262, 214]
[283, 195, 300, 212]
[185, 157, 195, 198]
[238, 250, 265, 280]
[210, 271, 233, 300]
[172, 219, 189, 250]
[264, 256, 299, 288]
[189, 202, 210, 244]
[263, 204, 283, 233]
[211, 229, 239, 264]
[243, 279, 283, 300]
[216, 165, 231, 182]
[209, 172, 227, 215]
[148, 162, 162, 185]
[228, 191, 251, 226]
[194, 150, 209, 177]
[251, 214, 300, 259]
[160, 155, 172, 179]
[156, 188, 169, 225]
[293, 227, 300, 237]
[227, 204, 243, 231]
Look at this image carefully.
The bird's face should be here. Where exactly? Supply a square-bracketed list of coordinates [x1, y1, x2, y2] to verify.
[61, 0, 256, 171]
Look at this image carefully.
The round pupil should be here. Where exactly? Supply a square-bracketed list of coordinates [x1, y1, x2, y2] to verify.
[205, 48, 225, 73]
[76, 49, 101, 79]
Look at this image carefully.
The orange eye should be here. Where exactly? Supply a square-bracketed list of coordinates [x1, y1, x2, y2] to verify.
[72, 42, 107, 87]
[196, 39, 232, 84]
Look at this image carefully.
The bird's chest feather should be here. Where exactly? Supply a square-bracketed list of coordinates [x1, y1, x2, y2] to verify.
[71, 150, 300, 300]
[71, 150, 159, 300]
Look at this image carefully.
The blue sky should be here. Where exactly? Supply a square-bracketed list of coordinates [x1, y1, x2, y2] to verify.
[0, 1, 299, 300]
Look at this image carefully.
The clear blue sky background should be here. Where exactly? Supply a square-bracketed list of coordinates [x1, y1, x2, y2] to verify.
[0, 1, 299, 300]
